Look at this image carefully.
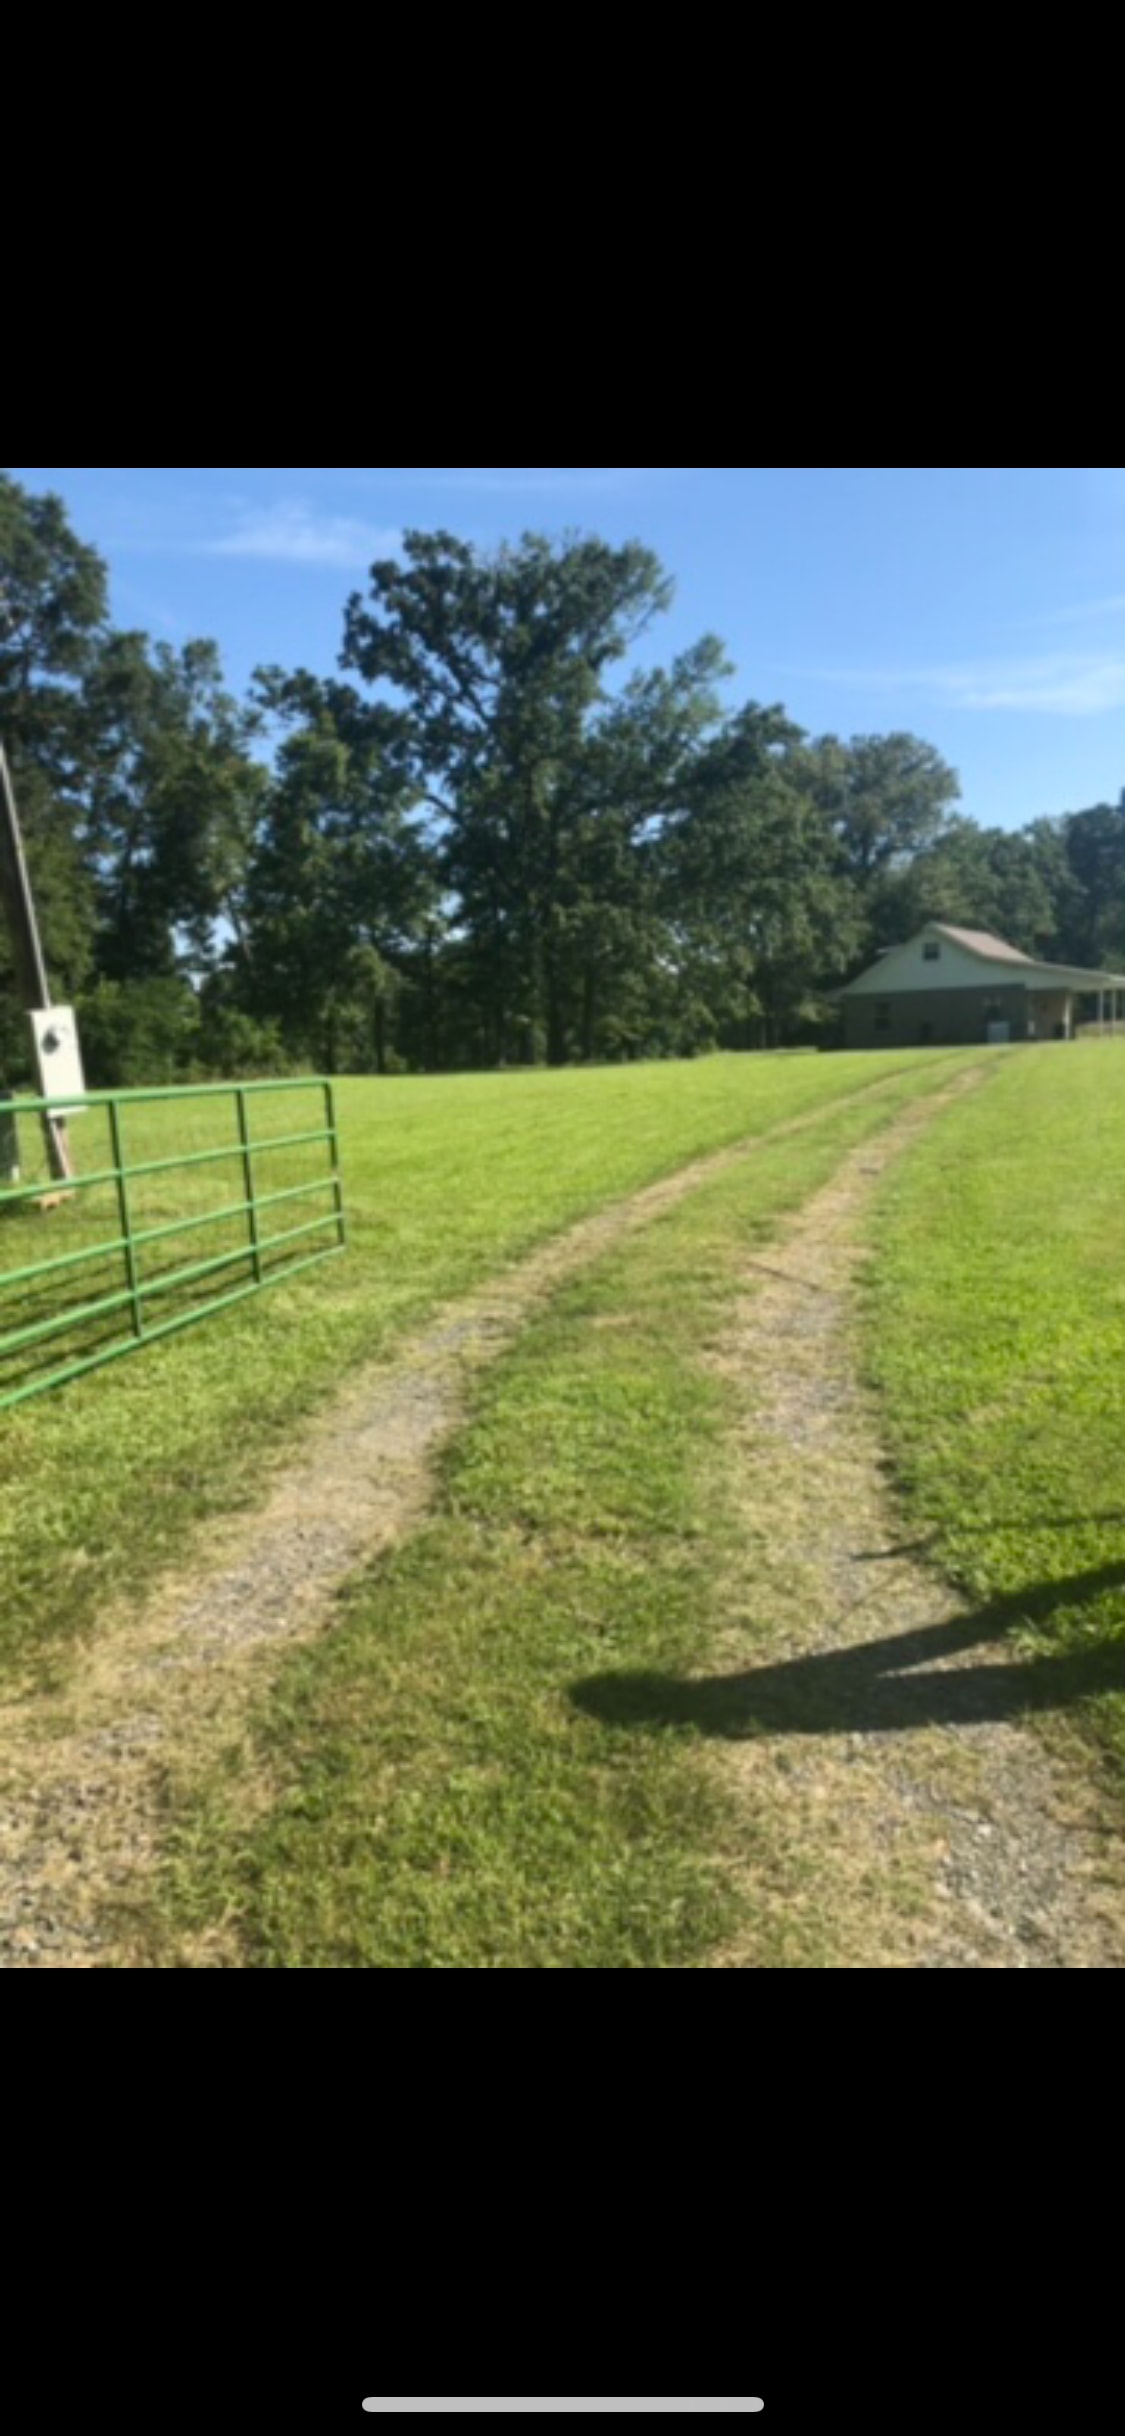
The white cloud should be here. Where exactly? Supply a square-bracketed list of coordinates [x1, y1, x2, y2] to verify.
[204, 502, 400, 568]
[807, 650, 1125, 716]
[936, 653, 1125, 714]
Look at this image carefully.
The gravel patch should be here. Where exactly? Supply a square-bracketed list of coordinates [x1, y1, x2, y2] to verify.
[0, 1070, 920, 1969]
[705, 1078, 1125, 1969]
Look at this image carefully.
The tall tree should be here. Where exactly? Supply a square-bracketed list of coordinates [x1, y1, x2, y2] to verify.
[0, 474, 107, 1062]
[342, 530, 677, 1063]
[668, 705, 859, 1043]
[540, 638, 731, 1060]
[83, 633, 265, 981]
[239, 671, 434, 1069]
[796, 731, 961, 964]
[1058, 797, 1125, 967]
[880, 816, 1060, 952]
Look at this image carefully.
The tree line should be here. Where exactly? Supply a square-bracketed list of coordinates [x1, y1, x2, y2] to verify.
[2, 472, 1122, 1085]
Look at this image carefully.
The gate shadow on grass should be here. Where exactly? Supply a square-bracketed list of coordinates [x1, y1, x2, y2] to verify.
[571, 1562, 1125, 1739]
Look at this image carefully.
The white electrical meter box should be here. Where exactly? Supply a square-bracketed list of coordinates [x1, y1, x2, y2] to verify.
[30, 1006, 87, 1112]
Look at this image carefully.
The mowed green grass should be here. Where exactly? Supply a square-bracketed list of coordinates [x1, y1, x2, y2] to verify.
[0, 1050, 943, 1683]
[867, 1041, 1125, 1767]
[131, 1059, 971, 1969]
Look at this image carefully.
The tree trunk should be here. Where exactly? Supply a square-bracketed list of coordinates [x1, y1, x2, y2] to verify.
[581, 966, 596, 1061]
[545, 951, 567, 1066]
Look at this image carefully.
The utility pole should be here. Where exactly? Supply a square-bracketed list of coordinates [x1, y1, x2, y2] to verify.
[0, 741, 74, 1182]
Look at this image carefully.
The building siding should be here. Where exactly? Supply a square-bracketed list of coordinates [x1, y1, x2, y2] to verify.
[841, 982, 1042, 1050]
[842, 931, 1025, 995]
[837, 923, 1125, 1047]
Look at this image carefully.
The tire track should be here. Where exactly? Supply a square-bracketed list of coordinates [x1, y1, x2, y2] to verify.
[0, 1064, 945, 1967]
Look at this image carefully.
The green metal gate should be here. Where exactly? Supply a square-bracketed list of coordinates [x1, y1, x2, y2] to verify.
[0, 1077, 345, 1411]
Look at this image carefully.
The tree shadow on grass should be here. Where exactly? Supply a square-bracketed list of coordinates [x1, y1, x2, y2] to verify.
[571, 1562, 1125, 1740]
[855, 1512, 1125, 1561]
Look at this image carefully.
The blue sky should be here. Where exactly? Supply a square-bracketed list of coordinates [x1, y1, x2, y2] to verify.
[10, 466, 1125, 829]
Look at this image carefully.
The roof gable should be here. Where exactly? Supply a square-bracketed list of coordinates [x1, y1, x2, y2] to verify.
[841, 923, 1125, 995]
[841, 926, 1015, 994]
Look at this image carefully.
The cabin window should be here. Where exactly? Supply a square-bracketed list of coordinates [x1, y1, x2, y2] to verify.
[874, 1001, 891, 1031]
[923, 940, 941, 960]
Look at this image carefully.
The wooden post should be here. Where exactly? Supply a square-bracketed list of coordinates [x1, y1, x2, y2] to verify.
[0, 743, 73, 1183]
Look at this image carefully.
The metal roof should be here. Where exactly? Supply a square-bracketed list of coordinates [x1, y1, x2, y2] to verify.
[839, 923, 1125, 994]
[933, 924, 1036, 965]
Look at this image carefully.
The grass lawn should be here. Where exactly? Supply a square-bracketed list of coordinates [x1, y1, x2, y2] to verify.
[0, 1050, 946, 1685]
[129, 1057, 972, 1968]
[866, 1041, 1125, 1770]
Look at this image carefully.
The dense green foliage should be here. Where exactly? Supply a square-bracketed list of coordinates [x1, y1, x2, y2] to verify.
[2, 472, 1122, 1081]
